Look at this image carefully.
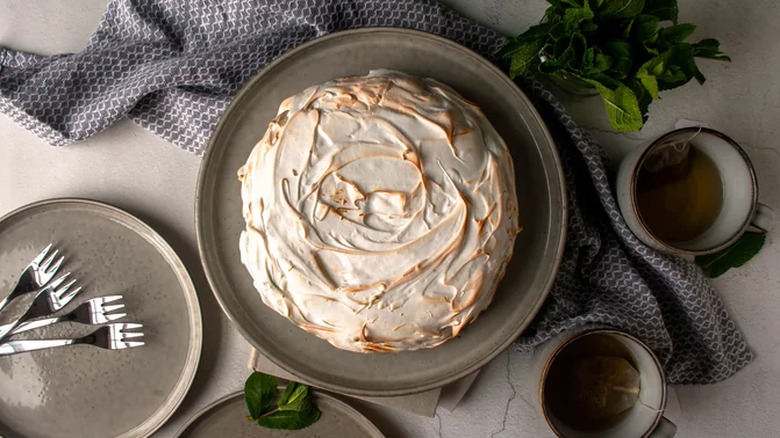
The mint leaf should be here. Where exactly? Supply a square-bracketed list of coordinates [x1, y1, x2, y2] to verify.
[657, 44, 698, 88]
[579, 47, 612, 76]
[598, 0, 646, 20]
[496, 23, 551, 77]
[496, 23, 550, 50]
[622, 17, 635, 39]
[586, 79, 644, 131]
[505, 40, 545, 78]
[625, 77, 652, 120]
[635, 44, 699, 90]
[540, 32, 587, 74]
[278, 382, 312, 412]
[278, 381, 297, 407]
[692, 38, 731, 61]
[659, 23, 696, 45]
[635, 67, 660, 98]
[695, 232, 767, 278]
[245, 372, 277, 419]
[563, 2, 594, 29]
[644, 0, 679, 23]
[547, 0, 578, 10]
[603, 40, 633, 78]
[245, 375, 322, 431]
[635, 54, 665, 97]
[635, 14, 661, 54]
[586, 72, 621, 90]
[582, 20, 599, 31]
[257, 408, 322, 430]
[555, 0, 586, 7]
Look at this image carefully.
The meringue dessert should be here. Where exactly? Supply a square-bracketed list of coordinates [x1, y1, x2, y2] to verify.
[237, 70, 520, 353]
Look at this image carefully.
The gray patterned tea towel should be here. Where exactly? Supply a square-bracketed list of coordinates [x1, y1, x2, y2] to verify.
[0, 0, 752, 384]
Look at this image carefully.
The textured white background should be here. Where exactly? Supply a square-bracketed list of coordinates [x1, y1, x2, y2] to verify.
[1, 1, 778, 437]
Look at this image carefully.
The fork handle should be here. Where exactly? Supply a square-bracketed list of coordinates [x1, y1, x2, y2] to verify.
[0, 275, 34, 315]
[0, 296, 10, 314]
[0, 288, 49, 341]
[0, 338, 80, 356]
[0, 316, 63, 335]
[0, 294, 22, 315]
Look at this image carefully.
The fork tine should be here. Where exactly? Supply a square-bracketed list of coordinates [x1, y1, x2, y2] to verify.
[95, 295, 123, 304]
[55, 278, 78, 296]
[44, 256, 64, 275]
[58, 286, 82, 308]
[47, 272, 71, 290]
[39, 249, 60, 270]
[105, 313, 127, 322]
[31, 244, 53, 265]
[121, 341, 145, 348]
[102, 303, 126, 313]
[122, 323, 143, 330]
[121, 331, 145, 339]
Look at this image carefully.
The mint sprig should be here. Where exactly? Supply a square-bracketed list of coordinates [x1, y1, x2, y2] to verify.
[244, 371, 277, 417]
[695, 232, 766, 278]
[497, 0, 730, 132]
[244, 372, 322, 430]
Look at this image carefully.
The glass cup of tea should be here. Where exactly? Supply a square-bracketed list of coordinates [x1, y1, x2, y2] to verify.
[529, 328, 676, 438]
[616, 127, 774, 255]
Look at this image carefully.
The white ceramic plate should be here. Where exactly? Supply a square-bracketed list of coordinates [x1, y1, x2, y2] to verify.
[0, 199, 202, 437]
[196, 28, 566, 397]
[176, 390, 384, 438]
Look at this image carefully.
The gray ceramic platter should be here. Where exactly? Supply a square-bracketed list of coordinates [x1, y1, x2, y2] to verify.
[175, 389, 384, 438]
[196, 28, 566, 397]
[0, 199, 202, 438]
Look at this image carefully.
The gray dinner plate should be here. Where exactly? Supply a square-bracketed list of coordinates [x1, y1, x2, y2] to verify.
[196, 28, 566, 397]
[0, 199, 202, 438]
[176, 390, 384, 438]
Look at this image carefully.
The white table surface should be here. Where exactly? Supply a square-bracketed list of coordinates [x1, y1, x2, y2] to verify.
[1, 1, 779, 437]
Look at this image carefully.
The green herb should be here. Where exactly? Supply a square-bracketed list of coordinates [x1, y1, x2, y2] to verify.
[244, 372, 321, 430]
[244, 371, 277, 417]
[695, 232, 766, 278]
[497, 0, 729, 132]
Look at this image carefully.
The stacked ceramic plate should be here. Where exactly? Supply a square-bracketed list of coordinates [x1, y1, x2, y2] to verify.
[0, 199, 202, 438]
[176, 390, 384, 438]
[196, 28, 566, 398]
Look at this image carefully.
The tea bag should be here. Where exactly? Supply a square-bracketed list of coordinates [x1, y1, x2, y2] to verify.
[640, 129, 703, 182]
[568, 356, 641, 424]
[635, 126, 722, 243]
[643, 139, 690, 173]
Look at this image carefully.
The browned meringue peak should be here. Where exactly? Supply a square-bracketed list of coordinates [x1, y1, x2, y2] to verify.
[238, 70, 520, 352]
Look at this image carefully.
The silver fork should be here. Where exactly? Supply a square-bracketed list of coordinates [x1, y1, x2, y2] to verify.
[0, 295, 125, 335]
[0, 323, 144, 356]
[46, 273, 82, 312]
[0, 275, 79, 341]
[0, 244, 65, 313]
[14, 273, 82, 320]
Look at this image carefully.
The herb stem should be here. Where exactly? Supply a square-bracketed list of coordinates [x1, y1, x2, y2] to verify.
[258, 408, 280, 419]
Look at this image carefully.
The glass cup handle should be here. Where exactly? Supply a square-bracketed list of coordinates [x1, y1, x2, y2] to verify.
[649, 417, 677, 438]
[751, 203, 775, 234]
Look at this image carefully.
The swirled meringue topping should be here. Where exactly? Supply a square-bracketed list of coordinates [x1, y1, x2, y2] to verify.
[238, 70, 520, 353]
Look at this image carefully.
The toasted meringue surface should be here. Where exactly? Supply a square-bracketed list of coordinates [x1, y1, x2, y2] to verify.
[238, 70, 519, 352]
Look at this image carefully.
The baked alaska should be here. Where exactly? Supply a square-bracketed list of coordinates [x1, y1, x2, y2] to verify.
[237, 70, 520, 353]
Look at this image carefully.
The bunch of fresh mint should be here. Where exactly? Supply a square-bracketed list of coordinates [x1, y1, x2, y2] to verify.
[244, 372, 321, 430]
[497, 0, 730, 132]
